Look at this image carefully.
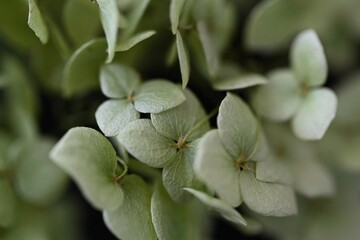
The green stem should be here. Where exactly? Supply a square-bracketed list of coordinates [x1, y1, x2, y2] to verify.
[45, 16, 71, 60]
[182, 106, 218, 143]
[127, 158, 162, 179]
[245, 122, 262, 161]
[178, 24, 194, 31]
[118, 142, 130, 162]
[115, 157, 128, 181]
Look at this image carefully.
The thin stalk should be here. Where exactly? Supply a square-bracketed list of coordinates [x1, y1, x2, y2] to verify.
[182, 106, 218, 143]
[114, 157, 128, 181]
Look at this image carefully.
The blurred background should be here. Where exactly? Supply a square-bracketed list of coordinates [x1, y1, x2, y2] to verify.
[0, 0, 359, 239]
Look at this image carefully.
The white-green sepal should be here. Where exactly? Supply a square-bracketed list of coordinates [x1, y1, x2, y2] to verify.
[95, 100, 139, 137]
[184, 188, 247, 227]
[97, 0, 119, 62]
[252, 69, 301, 121]
[50, 127, 124, 210]
[170, 0, 186, 34]
[176, 31, 190, 88]
[103, 175, 157, 240]
[240, 170, 297, 217]
[100, 63, 141, 99]
[218, 93, 258, 159]
[118, 119, 176, 168]
[28, 0, 48, 44]
[134, 80, 185, 113]
[151, 89, 209, 142]
[292, 88, 337, 140]
[116, 30, 156, 52]
[214, 73, 267, 90]
[195, 130, 242, 207]
[291, 29, 327, 87]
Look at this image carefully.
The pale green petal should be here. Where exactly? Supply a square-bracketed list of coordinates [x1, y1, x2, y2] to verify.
[151, 182, 196, 240]
[214, 73, 267, 90]
[176, 31, 190, 88]
[240, 170, 297, 216]
[134, 80, 186, 113]
[218, 93, 259, 159]
[100, 63, 141, 99]
[252, 69, 301, 121]
[98, 0, 119, 62]
[184, 188, 247, 227]
[116, 30, 156, 52]
[118, 119, 177, 168]
[170, 0, 186, 34]
[213, 62, 267, 90]
[151, 89, 209, 142]
[95, 100, 139, 137]
[251, 133, 270, 162]
[121, 0, 150, 39]
[0, 179, 17, 227]
[256, 159, 293, 185]
[291, 29, 327, 87]
[15, 139, 69, 206]
[162, 142, 198, 202]
[63, 39, 107, 97]
[194, 130, 242, 207]
[27, 0, 48, 44]
[103, 175, 157, 240]
[197, 21, 219, 78]
[289, 158, 335, 198]
[50, 127, 124, 210]
[292, 88, 337, 140]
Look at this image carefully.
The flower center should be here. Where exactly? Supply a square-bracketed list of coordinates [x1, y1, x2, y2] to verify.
[171, 137, 188, 152]
[235, 153, 247, 170]
[276, 145, 286, 158]
[127, 92, 135, 103]
[300, 83, 309, 96]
